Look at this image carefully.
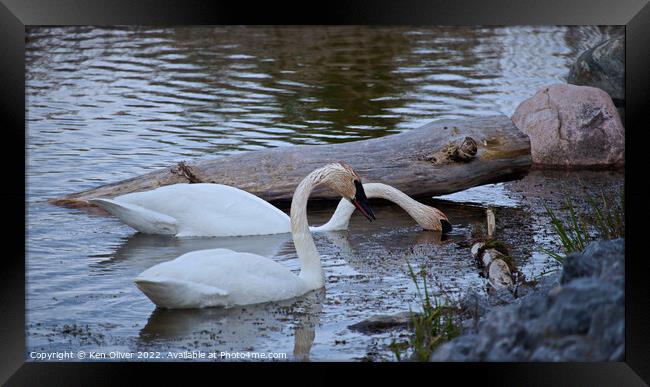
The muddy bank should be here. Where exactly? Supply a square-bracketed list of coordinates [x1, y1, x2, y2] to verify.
[431, 238, 624, 361]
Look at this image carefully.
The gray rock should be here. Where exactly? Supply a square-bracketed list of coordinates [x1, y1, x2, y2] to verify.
[430, 335, 478, 361]
[530, 335, 609, 362]
[545, 278, 622, 335]
[562, 237, 624, 285]
[589, 303, 624, 349]
[431, 239, 624, 361]
[516, 293, 549, 320]
[459, 289, 490, 320]
[568, 37, 624, 106]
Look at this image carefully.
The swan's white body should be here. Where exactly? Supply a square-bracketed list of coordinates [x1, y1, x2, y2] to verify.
[134, 248, 308, 308]
[91, 183, 448, 237]
[134, 163, 362, 309]
[90, 184, 290, 237]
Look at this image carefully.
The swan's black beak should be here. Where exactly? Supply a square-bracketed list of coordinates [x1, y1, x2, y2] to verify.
[352, 180, 376, 221]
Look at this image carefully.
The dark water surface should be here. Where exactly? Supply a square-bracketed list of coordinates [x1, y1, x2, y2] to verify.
[26, 26, 622, 361]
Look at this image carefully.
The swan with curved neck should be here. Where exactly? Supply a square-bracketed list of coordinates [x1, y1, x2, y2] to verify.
[133, 162, 375, 309]
[90, 182, 450, 237]
[312, 183, 451, 233]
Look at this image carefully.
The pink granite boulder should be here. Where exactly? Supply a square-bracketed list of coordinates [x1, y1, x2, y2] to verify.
[511, 84, 624, 167]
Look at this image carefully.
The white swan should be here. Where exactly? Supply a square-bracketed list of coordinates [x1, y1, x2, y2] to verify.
[89, 183, 451, 237]
[314, 183, 451, 233]
[133, 162, 376, 309]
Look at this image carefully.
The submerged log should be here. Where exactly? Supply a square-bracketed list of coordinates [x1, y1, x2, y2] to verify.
[471, 241, 515, 290]
[50, 115, 531, 209]
[471, 209, 515, 291]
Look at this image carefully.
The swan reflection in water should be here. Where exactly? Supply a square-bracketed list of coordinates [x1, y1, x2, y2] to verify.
[138, 288, 325, 361]
[93, 230, 363, 271]
[93, 232, 293, 271]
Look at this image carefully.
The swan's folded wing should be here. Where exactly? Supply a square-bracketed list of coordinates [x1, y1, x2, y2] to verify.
[182, 185, 291, 236]
[112, 184, 291, 237]
[134, 276, 230, 309]
[89, 198, 178, 235]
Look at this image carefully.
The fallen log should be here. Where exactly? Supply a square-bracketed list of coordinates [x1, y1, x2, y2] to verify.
[50, 115, 531, 210]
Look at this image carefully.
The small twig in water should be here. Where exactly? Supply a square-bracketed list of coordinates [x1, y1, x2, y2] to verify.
[171, 161, 202, 183]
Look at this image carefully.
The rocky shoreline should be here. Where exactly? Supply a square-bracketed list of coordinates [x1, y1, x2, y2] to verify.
[431, 238, 624, 361]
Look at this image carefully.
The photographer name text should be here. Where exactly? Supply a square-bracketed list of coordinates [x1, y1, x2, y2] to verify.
[29, 350, 288, 361]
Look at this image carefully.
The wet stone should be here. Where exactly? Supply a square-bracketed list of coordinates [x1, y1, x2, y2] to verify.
[347, 312, 415, 334]
[431, 239, 624, 361]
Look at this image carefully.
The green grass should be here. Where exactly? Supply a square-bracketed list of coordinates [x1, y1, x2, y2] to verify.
[390, 262, 460, 361]
[543, 188, 624, 263]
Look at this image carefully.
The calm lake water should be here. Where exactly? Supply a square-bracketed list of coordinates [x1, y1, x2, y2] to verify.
[26, 26, 623, 361]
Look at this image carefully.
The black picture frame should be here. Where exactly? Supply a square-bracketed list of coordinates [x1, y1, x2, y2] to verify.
[2, 0, 649, 385]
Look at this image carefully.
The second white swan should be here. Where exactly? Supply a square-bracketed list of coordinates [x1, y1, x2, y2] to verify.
[90, 183, 451, 237]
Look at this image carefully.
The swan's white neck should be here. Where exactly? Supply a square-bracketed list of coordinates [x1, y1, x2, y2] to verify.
[291, 167, 332, 289]
[310, 198, 355, 232]
[311, 183, 437, 232]
[365, 183, 430, 224]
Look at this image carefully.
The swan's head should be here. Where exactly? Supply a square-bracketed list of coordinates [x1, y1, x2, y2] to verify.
[321, 162, 376, 222]
[418, 206, 453, 233]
